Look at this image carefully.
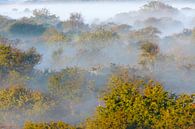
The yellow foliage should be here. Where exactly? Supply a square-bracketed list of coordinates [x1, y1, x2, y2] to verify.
[42, 28, 69, 43]
[85, 76, 195, 129]
[23, 121, 77, 129]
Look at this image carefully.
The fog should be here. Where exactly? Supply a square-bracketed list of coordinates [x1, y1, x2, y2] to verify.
[0, 0, 195, 127]
[3, 1, 194, 95]
[0, 2, 145, 23]
[1, 1, 195, 23]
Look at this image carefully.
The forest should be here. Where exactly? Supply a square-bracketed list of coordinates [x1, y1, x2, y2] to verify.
[0, 1, 194, 129]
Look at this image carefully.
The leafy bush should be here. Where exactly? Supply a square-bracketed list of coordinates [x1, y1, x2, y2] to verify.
[42, 28, 69, 43]
[0, 44, 41, 74]
[78, 28, 119, 43]
[9, 22, 46, 36]
[23, 121, 77, 129]
[48, 67, 85, 101]
[85, 76, 195, 129]
[0, 85, 53, 111]
[140, 41, 159, 59]
[139, 41, 160, 67]
[129, 27, 160, 43]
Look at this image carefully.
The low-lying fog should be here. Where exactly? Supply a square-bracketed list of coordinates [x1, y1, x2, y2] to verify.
[0, 1, 194, 94]
[1, 1, 195, 23]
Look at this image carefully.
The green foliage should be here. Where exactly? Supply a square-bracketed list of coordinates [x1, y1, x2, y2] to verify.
[9, 22, 46, 36]
[0, 44, 41, 74]
[78, 28, 119, 43]
[0, 44, 13, 67]
[0, 85, 52, 111]
[139, 41, 159, 67]
[0, 15, 14, 31]
[69, 13, 84, 30]
[23, 121, 77, 129]
[85, 76, 195, 129]
[32, 8, 59, 25]
[33, 8, 51, 18]
[42, 28, 69, 43]
[48, 67, 85, 101]
[2, 70, 29, 86]
[0, 5, 194, 129]
[0, 84, 56, 125]
[109, 24, 131, 33]
[0, 85, 56, 124]
[140, 41, 159, 57]
[129, 26, 160, 43]
[59, 13, 87, 33]
[142, 1, 177, 12]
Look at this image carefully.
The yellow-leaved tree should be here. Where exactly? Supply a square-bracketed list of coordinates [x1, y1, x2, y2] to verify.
[85, 75, 195, 129]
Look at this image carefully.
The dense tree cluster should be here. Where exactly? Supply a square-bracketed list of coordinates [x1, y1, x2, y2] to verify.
[9, 22, 46, 36]
[0, 44, 41, 74]
[48, 67, 86, 100]
[0, 85, 56, 124]
[0, 86, 53, 111]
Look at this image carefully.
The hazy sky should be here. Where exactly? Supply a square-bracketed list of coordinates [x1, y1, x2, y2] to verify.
[1, 0, 195, 3]
[1, 0, 195, 23]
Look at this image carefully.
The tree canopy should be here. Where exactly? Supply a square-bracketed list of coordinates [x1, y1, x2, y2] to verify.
[84, 76, 195, 129]
[0, 44, 41, 74]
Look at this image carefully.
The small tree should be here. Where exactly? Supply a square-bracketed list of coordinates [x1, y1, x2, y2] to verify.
[32, 8, 59, 25]
[139, 41, 160, 70]
[69, 13, 84, 30]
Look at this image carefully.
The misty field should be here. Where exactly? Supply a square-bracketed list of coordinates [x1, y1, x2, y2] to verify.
[0, 0, 194, 129]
